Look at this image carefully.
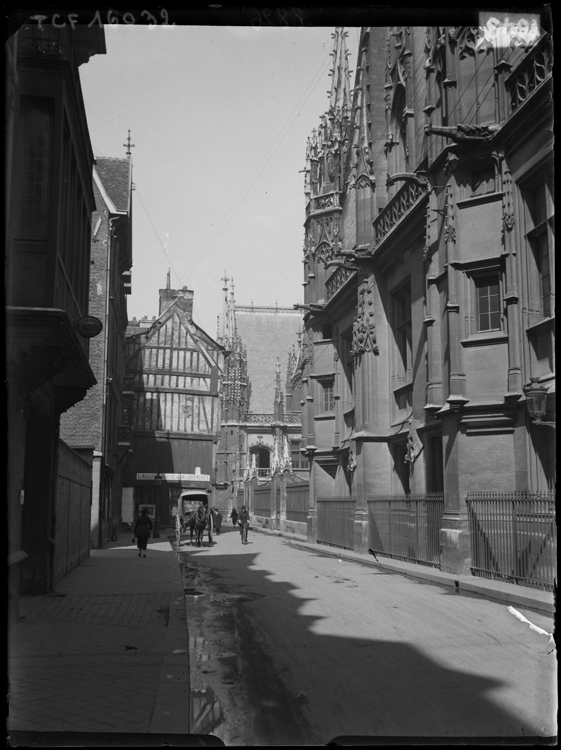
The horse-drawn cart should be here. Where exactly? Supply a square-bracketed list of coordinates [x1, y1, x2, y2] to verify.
[176, 489, 213, 547]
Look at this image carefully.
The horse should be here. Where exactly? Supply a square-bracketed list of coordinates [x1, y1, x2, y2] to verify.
[187, 508, 213, 547]
[181, 511, 198, 546]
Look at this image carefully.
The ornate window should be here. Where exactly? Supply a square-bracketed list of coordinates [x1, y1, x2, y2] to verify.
[392, 280, 412, 385]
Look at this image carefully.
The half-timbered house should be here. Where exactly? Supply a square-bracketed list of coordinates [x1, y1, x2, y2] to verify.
[123, 275, 223, 533]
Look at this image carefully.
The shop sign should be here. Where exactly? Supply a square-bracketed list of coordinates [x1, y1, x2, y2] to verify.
[136, 472, 210, 482]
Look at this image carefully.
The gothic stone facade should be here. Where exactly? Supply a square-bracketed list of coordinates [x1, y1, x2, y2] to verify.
[299, 22, 554, 573]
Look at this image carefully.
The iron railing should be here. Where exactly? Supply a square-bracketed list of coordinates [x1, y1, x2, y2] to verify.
[505, 33, 553, 114]
[253, 486, 272, 518]
[286, 484, 309, 523]
[466, 491, 556, 591]
[317, 498, 356, 550]
[326, 266, 357, 301]
[372, 179, 429, 248]
[367, 494, 444, 568]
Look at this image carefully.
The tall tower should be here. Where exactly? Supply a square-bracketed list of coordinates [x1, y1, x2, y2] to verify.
[303, 28, 353, 307]
[215, 275, 248, 506]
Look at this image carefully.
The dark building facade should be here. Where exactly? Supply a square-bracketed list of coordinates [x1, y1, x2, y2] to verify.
[123, 276, 224, 532]
[60, 156, 133, 548]
[6, 23, 106, 606]
[299, 20, 554, 576]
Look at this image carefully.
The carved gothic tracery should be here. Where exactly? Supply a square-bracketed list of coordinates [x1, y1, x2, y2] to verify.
[501, 165, 515, 234]
[444, 184, 456, 244]
[351, 279, 379, 357]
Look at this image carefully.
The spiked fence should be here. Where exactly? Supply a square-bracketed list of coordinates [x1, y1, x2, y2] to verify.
[466, 491, 556, 591]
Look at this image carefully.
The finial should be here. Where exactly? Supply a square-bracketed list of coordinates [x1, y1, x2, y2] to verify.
[123, 129, 135, 158]
[221, 271, 229, 291]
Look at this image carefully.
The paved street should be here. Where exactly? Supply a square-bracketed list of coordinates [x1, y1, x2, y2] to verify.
[179, 524, 557, 745]
[8, 537, 192, 739]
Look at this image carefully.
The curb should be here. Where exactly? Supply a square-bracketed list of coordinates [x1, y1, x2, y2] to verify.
[251, 525, 555, 615]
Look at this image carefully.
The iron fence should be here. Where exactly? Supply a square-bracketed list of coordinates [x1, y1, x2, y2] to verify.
[253, 486, 272, 518]
[466, 491, 556, 591]
[286, 484, 309, 523]
[367, 494, 444, 567]
[317, 498, 356, 550]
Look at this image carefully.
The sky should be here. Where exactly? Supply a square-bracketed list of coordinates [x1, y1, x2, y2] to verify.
[78, 23, 360, 335]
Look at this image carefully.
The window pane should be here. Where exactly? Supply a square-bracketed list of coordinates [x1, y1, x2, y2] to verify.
[530, 184, 547, 226]
[476, 276, 500, 332]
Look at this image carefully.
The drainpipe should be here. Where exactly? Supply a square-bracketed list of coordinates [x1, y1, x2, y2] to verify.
[100, 215, 114, 541]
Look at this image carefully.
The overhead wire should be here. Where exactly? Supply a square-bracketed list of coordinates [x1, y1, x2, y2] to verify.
[178, 46, 335, 281]
[128, 43, 335, 321]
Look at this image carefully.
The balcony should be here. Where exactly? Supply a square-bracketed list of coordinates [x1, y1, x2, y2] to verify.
[326, 265, 357, 301]
[505, 34, 553, 115]
[243, 413, 301, 425]
[372, 179, 429, 249]
[305, 191, 341, 218]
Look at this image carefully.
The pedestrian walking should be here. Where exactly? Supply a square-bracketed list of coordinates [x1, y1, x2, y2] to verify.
[230, 508, 239, 526]
[133, 508, 153, 558]
[214, 510, 222, 534]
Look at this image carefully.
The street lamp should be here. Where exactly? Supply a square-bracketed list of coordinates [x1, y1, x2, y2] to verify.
[523, 377, 555, 427]
[154, 473, 162, 538]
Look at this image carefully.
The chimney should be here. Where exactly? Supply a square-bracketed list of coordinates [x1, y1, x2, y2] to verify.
[176, 289, 194, 320]
[158, 273, 194, 319]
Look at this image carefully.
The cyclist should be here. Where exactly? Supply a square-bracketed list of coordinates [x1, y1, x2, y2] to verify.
[238, 505, 250, 545]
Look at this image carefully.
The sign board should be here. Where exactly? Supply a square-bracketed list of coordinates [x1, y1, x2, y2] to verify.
[75, 315, 103, 338]
[136, 472, 210, 482]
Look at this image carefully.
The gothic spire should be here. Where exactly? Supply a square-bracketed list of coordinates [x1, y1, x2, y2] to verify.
[328, 28, 351, 116]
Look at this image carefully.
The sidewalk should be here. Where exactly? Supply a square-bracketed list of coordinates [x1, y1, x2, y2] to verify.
[7, 532, 214, 746]
[251, 525, 555, 615]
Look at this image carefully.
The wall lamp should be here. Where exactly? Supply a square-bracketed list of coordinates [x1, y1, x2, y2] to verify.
[523, 377, 556, 427]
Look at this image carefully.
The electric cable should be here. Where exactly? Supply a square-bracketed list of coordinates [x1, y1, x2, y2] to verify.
[179, 48, 334, 280]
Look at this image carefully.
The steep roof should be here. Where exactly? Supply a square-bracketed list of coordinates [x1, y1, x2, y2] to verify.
[94, 157, 131, 213]
[235, 306, 303, 414]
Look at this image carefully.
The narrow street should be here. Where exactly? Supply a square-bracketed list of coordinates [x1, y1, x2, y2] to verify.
[178, 525, 556, 746]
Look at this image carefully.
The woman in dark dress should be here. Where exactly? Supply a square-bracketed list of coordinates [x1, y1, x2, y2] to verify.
[134, 509, 153, 558]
